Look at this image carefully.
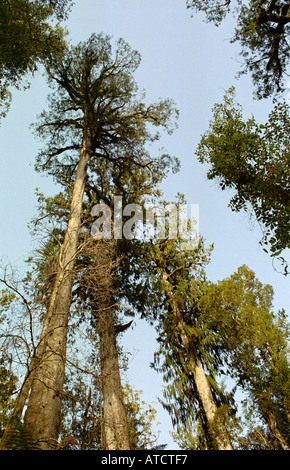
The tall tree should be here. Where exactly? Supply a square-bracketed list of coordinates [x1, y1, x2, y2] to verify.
[75, 238, 131, 450]
[120, 211, 234, 450]
[19, 34, 178, 449]
[196, 88, 290, 273]
[122, 203, 289, 449]
[146, 237, 234, 450]
[200, 265, 290, 449]
[186, 0, 290, 99]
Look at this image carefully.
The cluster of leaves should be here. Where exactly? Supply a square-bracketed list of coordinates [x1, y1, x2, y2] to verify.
[0, 416, 40, 450]
[123, 384, 162, 450]
[186, 0, 290, 99]
[0, 357, 18, 437]
[0, 0, 70, 119]
[234, 0, 290, 99]
[196, 88, 290, 272]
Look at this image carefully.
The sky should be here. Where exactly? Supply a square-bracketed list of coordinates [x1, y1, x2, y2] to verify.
[0, 0, 289, 449]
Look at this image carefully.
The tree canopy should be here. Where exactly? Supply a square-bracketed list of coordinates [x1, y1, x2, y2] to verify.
[186, 0, 290, 99]
[34, 33, 179, 188]
[0, 0, 289, 452]
[0, 0, 71, 119]
[196, 88, 290, 273]
[5, 33, 179, 450]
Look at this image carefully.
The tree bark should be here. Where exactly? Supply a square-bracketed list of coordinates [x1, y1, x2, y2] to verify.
[190, 355, 233, 450]
[267, 410, 290, 451]
[23, 135, 92, 449]
[86, 240, 130, 450]
[161, 271, 233, 450]
[99, 305, 131, 450]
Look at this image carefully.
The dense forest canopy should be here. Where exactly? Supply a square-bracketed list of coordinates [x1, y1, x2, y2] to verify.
[0, 0, 289, 452]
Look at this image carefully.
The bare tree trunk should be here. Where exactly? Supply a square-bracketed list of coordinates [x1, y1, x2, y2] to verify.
[161, 271, 233, 451]
[23, 136, 92, 449]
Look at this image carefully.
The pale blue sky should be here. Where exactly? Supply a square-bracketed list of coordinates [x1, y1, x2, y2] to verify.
[0, 0, 289, 449]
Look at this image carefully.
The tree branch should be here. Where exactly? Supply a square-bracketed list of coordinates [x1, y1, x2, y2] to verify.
[0, 276, 36, 354]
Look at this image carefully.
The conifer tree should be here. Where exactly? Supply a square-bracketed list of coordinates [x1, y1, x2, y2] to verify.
[145, 237, 233, 450]
[118, 206, 233, 449]
[199, 266, 290, 449]
[15, 33, 178, 449]
[123, 204, 289, 449]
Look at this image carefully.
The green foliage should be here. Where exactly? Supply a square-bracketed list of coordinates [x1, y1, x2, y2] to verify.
[186, 0, 290, 99]
[0, 289, 17, 316]
[0, 0, 69, 84]
[123, 384, 161, 450]
[0, 358, 17, 437]
[234, 0, 290, 99]
[170, 422, 198, 450]
[186, 0, 233, 25]
[40, 0, 73, 20]
[236, 400, 286, 449]
[196, 88, 290, 273]
[1, 416, 40, 450]
[0, 0, 70, 120]
[200, 265, 290, 448]
[0, 86, 11, 120]
[33, 33, 179, 195]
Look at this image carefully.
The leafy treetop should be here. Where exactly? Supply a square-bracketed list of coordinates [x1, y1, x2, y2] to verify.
[196, 88, 290, 273]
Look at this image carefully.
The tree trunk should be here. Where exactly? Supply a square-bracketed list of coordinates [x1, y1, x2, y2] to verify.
[161, 271, 233, 450]
[23, 136, 92, 450]
[99, 305, 130, 450]
[84, 240, 130, 450]
[190, 354, 233, 450]
[267, 410, 290, 450]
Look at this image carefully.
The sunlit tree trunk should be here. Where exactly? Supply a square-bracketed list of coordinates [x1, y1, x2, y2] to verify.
[23, 135, 92, 450]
